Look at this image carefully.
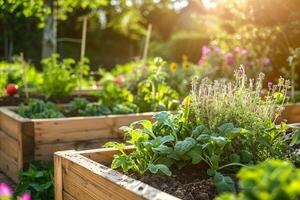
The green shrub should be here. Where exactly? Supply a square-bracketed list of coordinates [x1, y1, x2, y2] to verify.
[216, 159, 300, 200]
[41, 54, 78, 98]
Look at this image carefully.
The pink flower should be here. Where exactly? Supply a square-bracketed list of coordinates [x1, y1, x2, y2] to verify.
[264, 57, 271, 65]
[213, 47, 221, 53]
[202, 46, 211, 57]
[225, 53, 234, 65]
[21, 193, 31, 200]
[234, 47, 248, 55]
[240, 48, 248, 55]
[198, 46, 211, 64]
[239, 68, 245, 76]
[234, 47, 242, 53]
[268, 82, 273, 88]
[0, 183, 12, 197]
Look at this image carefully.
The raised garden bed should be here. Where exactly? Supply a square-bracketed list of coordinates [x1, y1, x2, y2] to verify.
[0, 107, 154, 182]
[54, 147, 180, 200]
[278, 103, 300, 124]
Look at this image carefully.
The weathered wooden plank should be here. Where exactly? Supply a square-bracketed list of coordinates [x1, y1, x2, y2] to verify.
[34, 117, 114, 135]
[0, 131, 18, 161]
[33, 112, 154, 136]
[54, 154, 63, 200]
[82, 147, 135, 165]
[35, 139, 123, 161]
[55, 149, 179, 200]
[0, 111, 21, 140]
[63, 192, 77, 200]
[279, 104, 300, 124]
[35, 128, 121, 145]
[0, 151, 19, 183]
[62, 158, 143, 200]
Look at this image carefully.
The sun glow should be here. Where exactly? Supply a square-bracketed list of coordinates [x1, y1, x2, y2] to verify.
[202, 0, 217, 9]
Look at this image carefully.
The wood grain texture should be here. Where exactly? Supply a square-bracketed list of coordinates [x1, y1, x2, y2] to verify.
[55, 148, 180, 200]
[279, 104, 300, 124]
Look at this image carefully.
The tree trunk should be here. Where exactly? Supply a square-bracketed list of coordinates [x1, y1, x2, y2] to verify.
[42, 0, 57, 58]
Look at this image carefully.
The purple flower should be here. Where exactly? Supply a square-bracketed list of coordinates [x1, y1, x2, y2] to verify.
[21, 193, 31, 200]
[0, 182, 12, 197]
[239, 68, 245, 76]
[225, 53, 234, 65]
[268, 82, 273, 88]
[202, 46, 211, 57]
[260, 90, 265, 95]
[264, 57, 271, 65]
[234, 47, 248, 55]
[198, 46, 211, 64]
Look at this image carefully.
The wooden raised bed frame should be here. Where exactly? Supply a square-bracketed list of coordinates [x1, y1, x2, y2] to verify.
[54, 147, 180, 200]
[278, 104, 300, 124]
[0, 107, 154, 182]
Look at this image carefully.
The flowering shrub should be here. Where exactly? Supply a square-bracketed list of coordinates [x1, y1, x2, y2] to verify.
[0, 182, 30, 200]
[198, 45, 272, 79]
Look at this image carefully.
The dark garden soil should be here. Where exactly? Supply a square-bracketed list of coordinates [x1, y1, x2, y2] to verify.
[129, 164, 218, 200]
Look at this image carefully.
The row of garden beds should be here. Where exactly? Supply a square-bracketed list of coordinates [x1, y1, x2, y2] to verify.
[0, 103, 299, 183]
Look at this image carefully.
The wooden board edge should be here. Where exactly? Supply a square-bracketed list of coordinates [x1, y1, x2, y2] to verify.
[55, 148, 179, 200]
[54, 154, 63, 200]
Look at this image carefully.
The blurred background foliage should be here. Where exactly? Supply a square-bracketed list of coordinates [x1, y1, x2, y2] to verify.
[0, 0, 300, 84]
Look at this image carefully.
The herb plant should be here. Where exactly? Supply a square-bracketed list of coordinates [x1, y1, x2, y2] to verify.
[191, 66, 289, 132]
[17, 99, 64, 119]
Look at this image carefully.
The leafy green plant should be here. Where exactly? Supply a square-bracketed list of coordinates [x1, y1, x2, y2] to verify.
[15, 162, 54, 200]
[41, 54, 79, 98]
[17, 99, 64, 119]
[216, 159, 300, 200]
[68, 97, 138, 116]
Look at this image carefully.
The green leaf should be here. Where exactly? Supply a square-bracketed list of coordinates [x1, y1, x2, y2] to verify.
[174, 137, 197, 155]
[132, 120, 155, 138]
[291, 129, 300, 145]
[211, 136, 227, 147]
[240, 150, 253, 163]
[218, 123, 242, 138]
[156, 135, 175, 146]
[191, 125, 210, 139]
[103, 141, 126, 152]
[187, 147, 203, 164]
[153, 145, 174, 155]
[214, 172, 236, 193]
[148, 164, 172, 176]
[154, 111, 175, 130]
